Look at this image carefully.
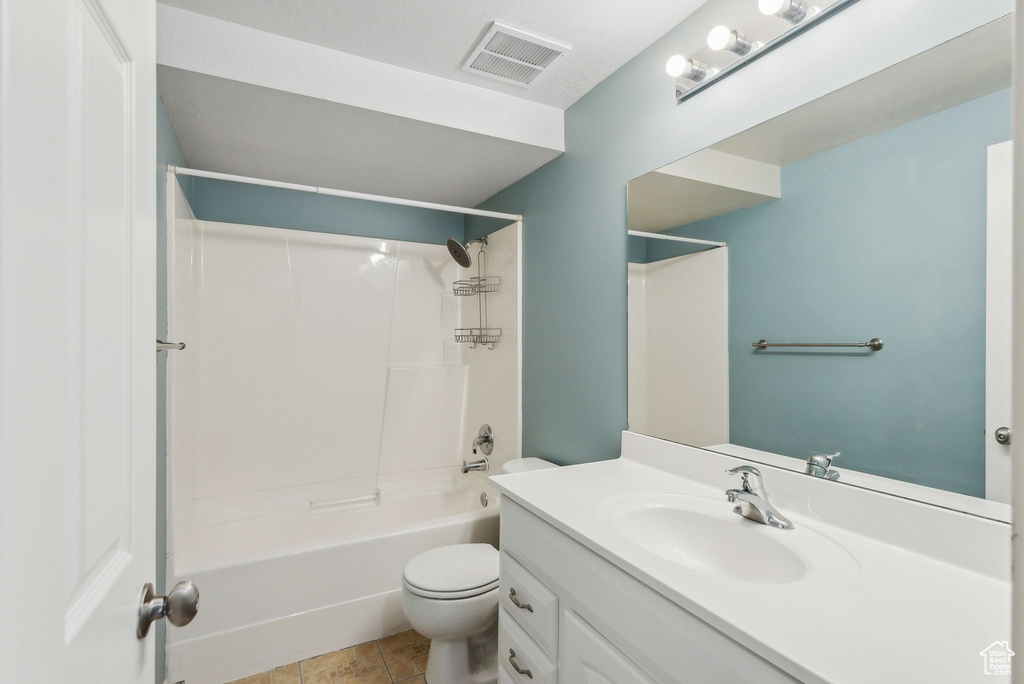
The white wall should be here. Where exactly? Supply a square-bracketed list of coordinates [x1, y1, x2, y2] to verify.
[628, 248, 729, 447]
[167, 204, 498, 545]
[627, 263, 649, 433]
[166, 190, 523, 555]
[461, 222, 522, 472]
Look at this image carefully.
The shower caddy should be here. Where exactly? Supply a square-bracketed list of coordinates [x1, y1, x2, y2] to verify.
[454, 239, 501, 349]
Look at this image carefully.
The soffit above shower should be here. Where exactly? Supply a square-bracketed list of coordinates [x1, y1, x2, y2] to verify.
[157, 0, 710, 109]
[628, 150, 781, 232]
[157, 5, 564, 206]
[158, 66, 562, 207]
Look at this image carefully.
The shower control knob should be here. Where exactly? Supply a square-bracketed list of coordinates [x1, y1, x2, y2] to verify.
[995, 427, 1011, 445]
[136, 580, 199, 639]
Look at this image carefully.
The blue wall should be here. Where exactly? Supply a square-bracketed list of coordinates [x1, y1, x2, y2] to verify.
[464, 5, 1011, 469]
[651, 89, 1009, 496]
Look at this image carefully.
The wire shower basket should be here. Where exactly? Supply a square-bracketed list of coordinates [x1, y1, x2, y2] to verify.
[454, 240, 502, 349]
[453, 276, 501, 296]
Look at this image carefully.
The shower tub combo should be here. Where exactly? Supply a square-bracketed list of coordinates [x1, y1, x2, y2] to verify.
[163, 178, 521, 684]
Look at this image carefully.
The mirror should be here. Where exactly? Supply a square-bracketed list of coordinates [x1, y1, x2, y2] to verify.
[627, 17, 1012, 516]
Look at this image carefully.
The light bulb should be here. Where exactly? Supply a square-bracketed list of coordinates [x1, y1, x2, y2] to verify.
[706, 25, 733, 51]
[666, 56, 708, 82]
[758, 0, 787, 15]
[666, 55, 688, 78]
[707, 25, 753, 56]
[759, 0, 811, 24]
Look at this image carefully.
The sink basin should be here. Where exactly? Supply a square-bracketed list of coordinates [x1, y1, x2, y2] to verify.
[600, 492, 858, 586]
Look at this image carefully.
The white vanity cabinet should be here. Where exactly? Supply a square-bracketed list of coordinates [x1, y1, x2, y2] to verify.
[498, 498, 800, 684]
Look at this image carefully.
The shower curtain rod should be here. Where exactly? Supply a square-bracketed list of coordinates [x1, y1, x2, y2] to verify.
[167, 165, 523, 222]
[628, 230, 726, 247]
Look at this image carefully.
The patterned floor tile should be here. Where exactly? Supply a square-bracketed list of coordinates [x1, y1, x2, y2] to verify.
[223, 628, 438, 684]
[300, 641, 390, 683]
[269, 663, 302, 684]
[378, 630, 430, 681]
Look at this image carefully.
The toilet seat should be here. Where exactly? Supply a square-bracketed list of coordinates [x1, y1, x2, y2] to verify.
[403, 543, 499, 600]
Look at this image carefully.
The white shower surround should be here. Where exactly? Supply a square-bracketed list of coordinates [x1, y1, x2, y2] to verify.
[164, 178, 521, 683]
[627, 248, 729, 446]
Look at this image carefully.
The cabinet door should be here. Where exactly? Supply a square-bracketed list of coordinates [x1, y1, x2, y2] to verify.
[560, 610, 659, 684]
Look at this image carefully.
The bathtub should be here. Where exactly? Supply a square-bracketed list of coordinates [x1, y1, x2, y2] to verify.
[165, 469, 500, 684]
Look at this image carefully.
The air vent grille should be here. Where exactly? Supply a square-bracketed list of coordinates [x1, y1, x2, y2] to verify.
[484, 32, 561, 68]
[470, 53, 543, 85]
[463, 21, 570, 87]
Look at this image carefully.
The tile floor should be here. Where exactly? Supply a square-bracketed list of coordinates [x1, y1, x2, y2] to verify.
[225, 630, 431, 684]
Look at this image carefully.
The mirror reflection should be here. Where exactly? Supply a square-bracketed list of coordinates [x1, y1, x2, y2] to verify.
[627, 18, 1012, 505]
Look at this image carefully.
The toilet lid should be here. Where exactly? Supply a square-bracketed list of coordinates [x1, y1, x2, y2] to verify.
[403, 544, 499, 598]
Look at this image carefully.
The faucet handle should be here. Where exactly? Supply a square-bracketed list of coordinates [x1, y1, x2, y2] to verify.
[806, 452, 841, 480]
[726, 464, 763, 494]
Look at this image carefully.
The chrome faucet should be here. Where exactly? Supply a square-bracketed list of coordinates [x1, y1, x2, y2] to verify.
[462, 458, 489, 474]
[806, 452, 840, 480]
[472, 424, 494, 456]
[725, 465, 794, 530]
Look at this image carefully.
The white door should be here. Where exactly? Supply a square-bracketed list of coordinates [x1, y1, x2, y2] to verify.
[986, 141, 1013, 503]
[0, 0, 158, 682]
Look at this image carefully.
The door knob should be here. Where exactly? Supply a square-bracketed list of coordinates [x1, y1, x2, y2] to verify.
[995, 427, 1012, 445]
[136, 581, 199, 639]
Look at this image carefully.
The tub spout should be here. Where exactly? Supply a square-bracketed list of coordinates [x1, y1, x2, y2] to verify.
[462, 458, 489, 474]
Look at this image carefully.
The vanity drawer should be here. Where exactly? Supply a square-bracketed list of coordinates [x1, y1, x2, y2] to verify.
[498, 664, 517, 684]
[498, 607, 557, 684]
[500, 551, 558, 657]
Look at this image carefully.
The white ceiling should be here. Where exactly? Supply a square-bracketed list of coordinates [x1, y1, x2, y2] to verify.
[158, 0, 709, 109]
[158, 66, 563, 207]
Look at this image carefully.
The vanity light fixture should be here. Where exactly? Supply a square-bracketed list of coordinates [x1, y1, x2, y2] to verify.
[677, 0, 859, 104]
[758, 0, 816, 25]
[707, 25, 754, 56]
[666, 55, 709, 82]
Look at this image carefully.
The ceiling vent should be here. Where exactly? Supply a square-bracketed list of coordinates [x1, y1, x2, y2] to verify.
[462, 21, 571, 87]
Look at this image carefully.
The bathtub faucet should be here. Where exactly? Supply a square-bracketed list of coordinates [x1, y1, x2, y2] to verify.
[472, 424, 494, 456]
[462, 458, 489, 474]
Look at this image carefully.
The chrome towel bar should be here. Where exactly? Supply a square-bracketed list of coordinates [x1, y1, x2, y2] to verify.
[157, 339, 186, 352]
[753, 338, 883, 351]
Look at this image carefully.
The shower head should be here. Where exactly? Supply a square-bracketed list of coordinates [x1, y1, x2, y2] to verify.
[446, 238, 473, 268]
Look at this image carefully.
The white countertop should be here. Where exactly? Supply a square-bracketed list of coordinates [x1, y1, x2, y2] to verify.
[491, 441, 1011, 684]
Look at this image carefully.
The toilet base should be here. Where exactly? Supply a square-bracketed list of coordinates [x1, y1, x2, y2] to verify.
[424, 625, 497, 684]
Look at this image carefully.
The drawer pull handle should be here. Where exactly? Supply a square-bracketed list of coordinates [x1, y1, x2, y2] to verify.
[509, 587, 534, 612]
[508, 649, 533, 679]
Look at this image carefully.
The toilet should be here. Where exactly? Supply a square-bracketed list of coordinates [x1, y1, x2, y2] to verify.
[401, 458, 557, 684]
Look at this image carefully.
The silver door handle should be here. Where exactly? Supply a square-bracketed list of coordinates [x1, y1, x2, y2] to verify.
[995, 427, 1012, 445]
[136, 581, 199, 638]
[508, 649, 533, 678]
[508, 587, 533, 612]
